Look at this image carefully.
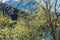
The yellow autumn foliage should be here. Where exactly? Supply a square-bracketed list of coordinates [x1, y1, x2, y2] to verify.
[57, 23, 60, 27]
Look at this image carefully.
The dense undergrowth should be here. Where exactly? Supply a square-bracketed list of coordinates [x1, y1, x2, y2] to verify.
[0, 10, 53, 40]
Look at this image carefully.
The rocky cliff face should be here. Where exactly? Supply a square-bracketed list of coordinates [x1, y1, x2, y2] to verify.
[0, 0, 39, 20]
[0, 2, 29, 20]
[0, 2, 4, 11]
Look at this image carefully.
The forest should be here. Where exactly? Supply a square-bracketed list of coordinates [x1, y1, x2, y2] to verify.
[0, 0, 60, 40]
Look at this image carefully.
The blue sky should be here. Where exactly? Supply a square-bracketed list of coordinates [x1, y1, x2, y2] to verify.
[57, 0, 60, 12]
[4, 0, 38, 13]
[36, 0, 60, 12]
[0, 0, 60, 12]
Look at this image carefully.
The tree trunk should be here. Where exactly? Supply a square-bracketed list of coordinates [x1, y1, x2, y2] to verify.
[48, 11, 57, 40]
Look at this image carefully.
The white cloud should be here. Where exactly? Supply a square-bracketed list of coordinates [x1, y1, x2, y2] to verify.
[35, 0, 40, 3]
[0, 0, 9, 3]
[0, 0, 3, 2]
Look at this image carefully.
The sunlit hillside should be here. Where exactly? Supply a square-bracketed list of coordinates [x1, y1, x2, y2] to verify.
[0, 0, 60, 40]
